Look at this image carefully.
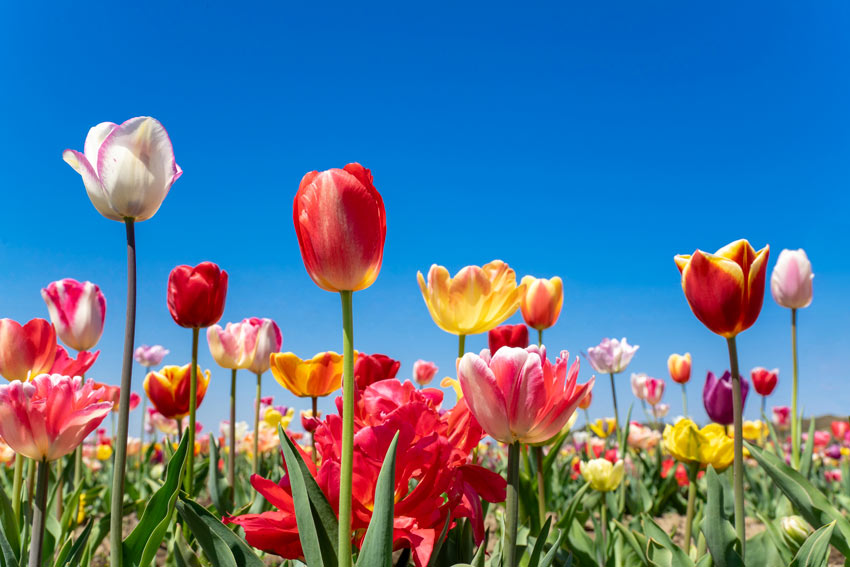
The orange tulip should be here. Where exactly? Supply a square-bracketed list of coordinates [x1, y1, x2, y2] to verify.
[674, 240, 769, 338]
[143, 364, 210, 420]
[667, 353, 692, 384]
[269, 351, 347, 398]
[519, 276, 563, 331]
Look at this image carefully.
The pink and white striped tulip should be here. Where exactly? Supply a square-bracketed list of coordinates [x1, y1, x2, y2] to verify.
[771, 249, 814, 309]
[207, 318, 282, 373]
[458, 345, 594, 445]
[62, 117, 181, 222]
[413, 359, 439, 386]
[645, 376, 665, 405]
[0, 374, 112, 461]
[41, 279, 106, 352]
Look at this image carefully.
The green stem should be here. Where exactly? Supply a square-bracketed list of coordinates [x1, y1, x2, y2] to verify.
[338, 290, 355, 567]
[791, 308, 800, 468]
[609, 373, 621, 448]
[27, 458, 35, 511]
[311, 396, 319, 464]
[726, 336, 746, 560]
[684, 462, 699, 554]
[534, 446, 546, 524]
[74, 370, 86, 489]
[583, 409, 593, 458]
[186, 326, 200, 494]
[55, 459, 64, 520]
[506, 442, 520, 567]
[139, 394, 147, 476]
[229, 368, 237, 495]
[110, 218, 136, 567]
[537, 328, 543, 347]
[253, 372, 262, 476]
[11, 453, 23, 521]
[599, 499, 607, 567]
[681, 383, 688, 418]
[458, 334, 466, 359]
[27, 459, 48, 567]
[760, 396, 766, 447]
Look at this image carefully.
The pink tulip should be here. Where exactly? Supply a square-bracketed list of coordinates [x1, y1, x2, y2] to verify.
[208, 318, 282, 374]
[631, 373, 649, 400]
[458, 345, 594, 445]
[41, 279, 106, 352]
[771, 249, 814, 309]
[134, 345, 169, 368]
[49, 346, 99, 377]
[0, 319, 57, 382]
[0, 374, 112, 461]
[412, 359, 439, 386]
[587, 337, 638, 375]
[772, 406, 791, 427]
[645, 376, 665, 406]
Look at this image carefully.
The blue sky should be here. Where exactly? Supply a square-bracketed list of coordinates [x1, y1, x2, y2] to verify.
[1, 1, 848, 435]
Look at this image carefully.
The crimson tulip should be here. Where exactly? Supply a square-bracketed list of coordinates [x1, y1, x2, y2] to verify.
[487, 324, 529, 354]
[831, 420, 849, 441]
[751, 367, 778, 397]
[353, 352, 400, 389]
[167, 262, 228, 329]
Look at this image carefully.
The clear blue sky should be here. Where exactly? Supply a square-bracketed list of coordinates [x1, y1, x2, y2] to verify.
[1, 1, 848, 435]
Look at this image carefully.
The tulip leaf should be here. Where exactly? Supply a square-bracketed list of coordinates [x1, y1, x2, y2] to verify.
[0, 521, 17, 567]
[176, 496, 265, 567]
[538, 529, 566, 567]
[207, 434, 229, 515]
[55, 519, 93, 567]
[527, 517, 552, 567]
[745, 441, 850, 558]
[614, 519, 648, 565]
[356, 432, 399, 567]
[640, 515, 694, 567]
[646, 538, 675, 567]
[564, 518, 597, 567]
[790, 521, 835, 567]
[0, 478, 20, 560]
[800, 419, 816, 480]
[542, 430, 570, 475]
[173, 524, 202, 567]
[702, 466, 744, 567]
[123, 432, 190, 567]
[756, 513, 794, 566]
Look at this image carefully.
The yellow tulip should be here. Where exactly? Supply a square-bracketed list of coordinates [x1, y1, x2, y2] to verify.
[663, 419, 734, 471]
[96, 444, 113, 461]
[417, 260, 525, 336]
[270, 351, 348, 398]
[580, 458, 624, 492]
[77, 492, 87, 525]
[741, 420, 768, 442]
[264, 406, 295, 430]
[589, 417, 617, 439]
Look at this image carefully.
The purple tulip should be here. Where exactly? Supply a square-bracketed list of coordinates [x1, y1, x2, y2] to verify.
[826, 444, 842, 460]
[703, 370, 749, 425]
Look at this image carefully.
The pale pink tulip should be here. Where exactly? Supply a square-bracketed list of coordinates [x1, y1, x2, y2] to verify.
[771, 249, 814, 309]
[134, 345, 169, 368]
[41, 279, 106, 352]
[458, 345, 594, 445]
[207, 318, 282, 373]
[413, 359, 439, 386]
[0, 374, 112, 461]
[645, 376, 665, 405]
[631, 373, 649, 400]
[587, 337, 638, 375]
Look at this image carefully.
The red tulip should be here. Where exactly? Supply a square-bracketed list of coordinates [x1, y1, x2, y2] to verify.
[353, 353, 400, 390]
[167, 262, 228, 328]
[49, 346, 99, 376]
[293, 163, 386, 292]
[831, 421, 849, 440]
[579, 390, 592, 410]
[0, 318, 57, 381]
[675, 239, 769, 338]
[487, 324, 529, 354]
[750, 367, 778, 397]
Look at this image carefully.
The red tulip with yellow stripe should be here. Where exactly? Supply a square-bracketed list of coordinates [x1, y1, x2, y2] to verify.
[519, 276, 563, 331]
[143, 364, 210, 420]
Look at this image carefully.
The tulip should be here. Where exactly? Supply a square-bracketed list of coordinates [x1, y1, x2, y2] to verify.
[631, 373, 649, 400]
[441, 376, 464, 400]
[580, 458, 624, 492]
[668, 352, 692, 417]
[751, 367, 778, 397]
[519, 275, 563, 338]
[587, 337, 639, 375]
[0, 374, 113, 567]
[645, 376, 665, 406]
[0, 318, 57, 382]
[418, 261, 525, 355]
[167, 262, 228, 329]
[241, 318, 283, 375]
[134, 345, 169, 367]
[578, 390, 592, 410]
[143, 364, 210, 420]
[488, 324, 530, 355]
[589, 418, 617, 439]
[353, 352, 400, 390]
[703, 370, 749, 426]
[49, 346, 99, 377]
[772, 406, 791, 428]
[740, 420, 768, 443]
[271, 351, 346, 398]
[781, 516, 811, 552]
[41, 278, 106, 354]
[832, 421, 849, 441]
[628, 423, 661, 451]
[652, 403, 670, 420]
[412, 359, 439, 387]
[771, 249, 814, 310]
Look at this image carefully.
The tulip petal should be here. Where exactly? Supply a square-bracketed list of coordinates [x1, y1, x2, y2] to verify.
[458, 353, 512, 444]
[63, 149, 124, 221]
[681, 250, 745, 337]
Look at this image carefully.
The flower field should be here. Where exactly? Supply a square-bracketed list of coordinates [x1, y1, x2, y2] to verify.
[0, 117, 846, 567]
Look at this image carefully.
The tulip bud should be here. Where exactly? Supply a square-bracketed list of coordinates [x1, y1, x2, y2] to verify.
[167, 262, 228, 329]
[41, 279, 106, 352]
[354, 353, 400, 390]
[771, 249, 814, 309]
[703, 370, 749, 426]
[780, 516, 811, 551]
[412, 359, 439, 386]
[667, 353, 692, 384]
[831, 420, 849, 440]
[578, 390, 593, 410]
[750, 367, 778, 397]
[134, 345, 169, 368]
[519, 276, 563, 331]
[580, 458, 624, 492]
[487, 324, 529, 354]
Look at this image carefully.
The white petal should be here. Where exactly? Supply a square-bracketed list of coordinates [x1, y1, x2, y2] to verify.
[62, 149, 124, 221]
[84, 122, 117, 173]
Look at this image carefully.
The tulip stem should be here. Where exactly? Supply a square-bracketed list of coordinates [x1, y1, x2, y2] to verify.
[534, 446, 546, 525]
[684, 461, 699, 554]
[74, 372, 85, 489]
[229, 368, 237, 497]
[458, 334, 466, 359]
[725, 336, 745, 560]
[599, 499, 607, 567]
[253, 372, 262, 476]
[537, 329, 543, 347]
[311, 396, 319, 464]
[681, 383, 688, 418]
[760, 396, 766, 447]
[138, 395, 146, 492]
[186, 327, 200, 495]
[583, 410, 593, 458]
[506, 441, 520, 567]
[176, 420, 182, 442]
[28, 459, 48, 567]
[609, 373, 622, 449]
[110, 217, 136, 567]
[790, 308, 800, 468]
[339, 290, 355, 567]
[11, 453, 23, 521]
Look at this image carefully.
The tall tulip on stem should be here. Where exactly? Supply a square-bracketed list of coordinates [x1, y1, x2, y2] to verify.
[63, 115, 181, 567]
[668, 352, 692, 417]
[675, 239, 769, 560]
[293, 163, 386, 567]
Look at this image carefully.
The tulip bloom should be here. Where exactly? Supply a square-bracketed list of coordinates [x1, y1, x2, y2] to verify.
[519, 276, 563, 332]
[62, 117, 181, 222]
[703, 370, 749, 426]
[167, 262, 228, 329]
[41, 279, 106, 352]
[143, 364, 210, 420]
[270, 351, 345, 398]
[668, 353, 692, 384]
[49, 346, 99, 377]
[207, 317, 282, 373]
[134, 345, 169, 367]
[741, 420, 768, 443]
[293, 163, 386, 292]
[751, 367, 778, 397]
[831, 421, 850, 440]
[458, 345, 594, 445]
[578, 390, 592, 410]
[488, 324, 529, 354]
[644, 376, 665, 406]
[0, 374, 112, 461]
[580, 458, 624, 492]
[675, 240, 769, 338]
[353, 352, 400, 390]
[589, 418, 617, 439]
[771, 249, 814, 309]
[418, 260, 524, 337]
[412, 359, 439, 387]
[663, 419, 734, 472]
[772, 406, 791, 427]
[0, 318, 56, 381]
[587, 337, 639, 375]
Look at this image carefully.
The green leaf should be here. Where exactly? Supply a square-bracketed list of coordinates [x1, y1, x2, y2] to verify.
[564, 519, 597, 567]
[0, 478, 20, 562]
[640, 515, 694, 567]
[58, 481, 84, 539]
[755, 513, 794, 566]
[745, 441, 850, 558]
[207, 434, 228, 515]
[0, 521, 17, 567]
[356, 433, 399, 567]
[702, 466, 744, 567]
[646, 538, 674, 567]
[56, 519, 94, 567]
[800, 420, 817, 480]
[542, 430, 570, 476]
[173, 524, 202, 567]
[527, 517, 552, 567]
[176, 497, 265, 567]
[790, 521, 835, 567]
[539, 529, 566, 567]
[614, 519, 648, 565]
[122, 432, 190, 567]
